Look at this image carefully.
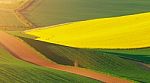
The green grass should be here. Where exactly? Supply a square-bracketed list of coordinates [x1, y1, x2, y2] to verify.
[94, 48, 150, 64]
[19, 37, 150, 83]
[0, 46, 100, 83]
[23, 0, 150, 27]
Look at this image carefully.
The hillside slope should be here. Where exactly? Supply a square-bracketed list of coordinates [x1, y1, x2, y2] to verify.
[23, 0, 150, 27]
[18, 37, 150, 83]
[26, 12, 150, 48]
[0, 46, 100, 83]
[10, 30, 149, 83]
[0, 31, 133, 83]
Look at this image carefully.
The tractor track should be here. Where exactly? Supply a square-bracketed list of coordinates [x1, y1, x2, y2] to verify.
[0, 31, 133, 83]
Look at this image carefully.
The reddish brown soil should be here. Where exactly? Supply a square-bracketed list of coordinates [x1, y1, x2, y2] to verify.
[0, 31, 133, 83]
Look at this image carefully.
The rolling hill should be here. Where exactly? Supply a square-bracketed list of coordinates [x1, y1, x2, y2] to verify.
[0, 0, 150, 83]
[22, 0, 150, 27]
[0, 38, 100, 83]
[26, 12, 150, 48]
[11, 35, 149, 83]
[1, 31, 133, 83]
[23, 12, 150, 82]
[8, 31, 150, 83]
[1, 0, 150, 30]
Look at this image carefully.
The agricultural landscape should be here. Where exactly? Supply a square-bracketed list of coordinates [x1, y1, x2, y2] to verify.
[0, 0, 150, 83]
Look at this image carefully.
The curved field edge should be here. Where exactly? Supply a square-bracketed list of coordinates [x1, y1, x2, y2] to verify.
[22, 0, 150, 27]
[0, 45, 101, 83]
[26, 12, 150, 49]
[0, 31, 132, 83]
[10, 31, 149, 83]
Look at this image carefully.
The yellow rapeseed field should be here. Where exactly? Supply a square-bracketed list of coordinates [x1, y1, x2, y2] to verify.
[26, 12, 150, 49]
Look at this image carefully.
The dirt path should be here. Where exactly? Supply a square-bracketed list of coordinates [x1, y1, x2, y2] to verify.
[0, 31, 133, 83]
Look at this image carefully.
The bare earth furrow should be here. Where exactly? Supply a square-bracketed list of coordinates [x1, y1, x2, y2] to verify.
[0, 31, 132, 83]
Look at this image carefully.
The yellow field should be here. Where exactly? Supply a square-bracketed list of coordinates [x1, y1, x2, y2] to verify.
[26, 12, 150, 49]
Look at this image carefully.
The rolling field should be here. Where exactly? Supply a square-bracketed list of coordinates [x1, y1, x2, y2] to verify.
[0, 44, 100, 83]
[11, 30, 150, 65]
[16, 36, 149, 83]
[0, 0, 150, 82]
[23, 11, 150, 82]
[22, 0, 150, 27]
[1, 31, 132, 83]
[8, 31, 149, 82]
[26, 12, 150, 48]
[1, 0, 150, 30]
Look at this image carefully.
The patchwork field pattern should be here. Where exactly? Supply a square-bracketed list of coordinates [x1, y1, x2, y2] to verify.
[0, 0, 150, 83]
[19, 37, 150, 83]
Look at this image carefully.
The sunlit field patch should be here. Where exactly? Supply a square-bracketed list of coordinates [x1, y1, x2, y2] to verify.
[26, 12, 150, 49]
[0, 0, 27, 9]
[0, 11, 25, 30]
[0, 0, 32, 30]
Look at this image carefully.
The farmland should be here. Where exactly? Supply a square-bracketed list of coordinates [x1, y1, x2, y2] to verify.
[0, 41, 100, 83]
[2, 31, 133, 83]
[8, 31, 150, 83]
[26, 12, 150, 48]
[0, 0, 150, 82]
[16, 36, 149, 83]
[1, 0, 150, 30]
[22, 0, 150, 27]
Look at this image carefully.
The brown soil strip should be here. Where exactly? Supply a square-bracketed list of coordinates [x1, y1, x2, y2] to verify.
[0, 31, 133, 83]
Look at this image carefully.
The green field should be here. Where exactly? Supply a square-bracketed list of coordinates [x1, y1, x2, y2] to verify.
[1, 0, 150, 82]
[15, 35, 150, 83]
[95, 48, 150, 64]
[23, 0, 150, 27]
[1, 0, 150, 30]
[0, 45, 100, 83]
